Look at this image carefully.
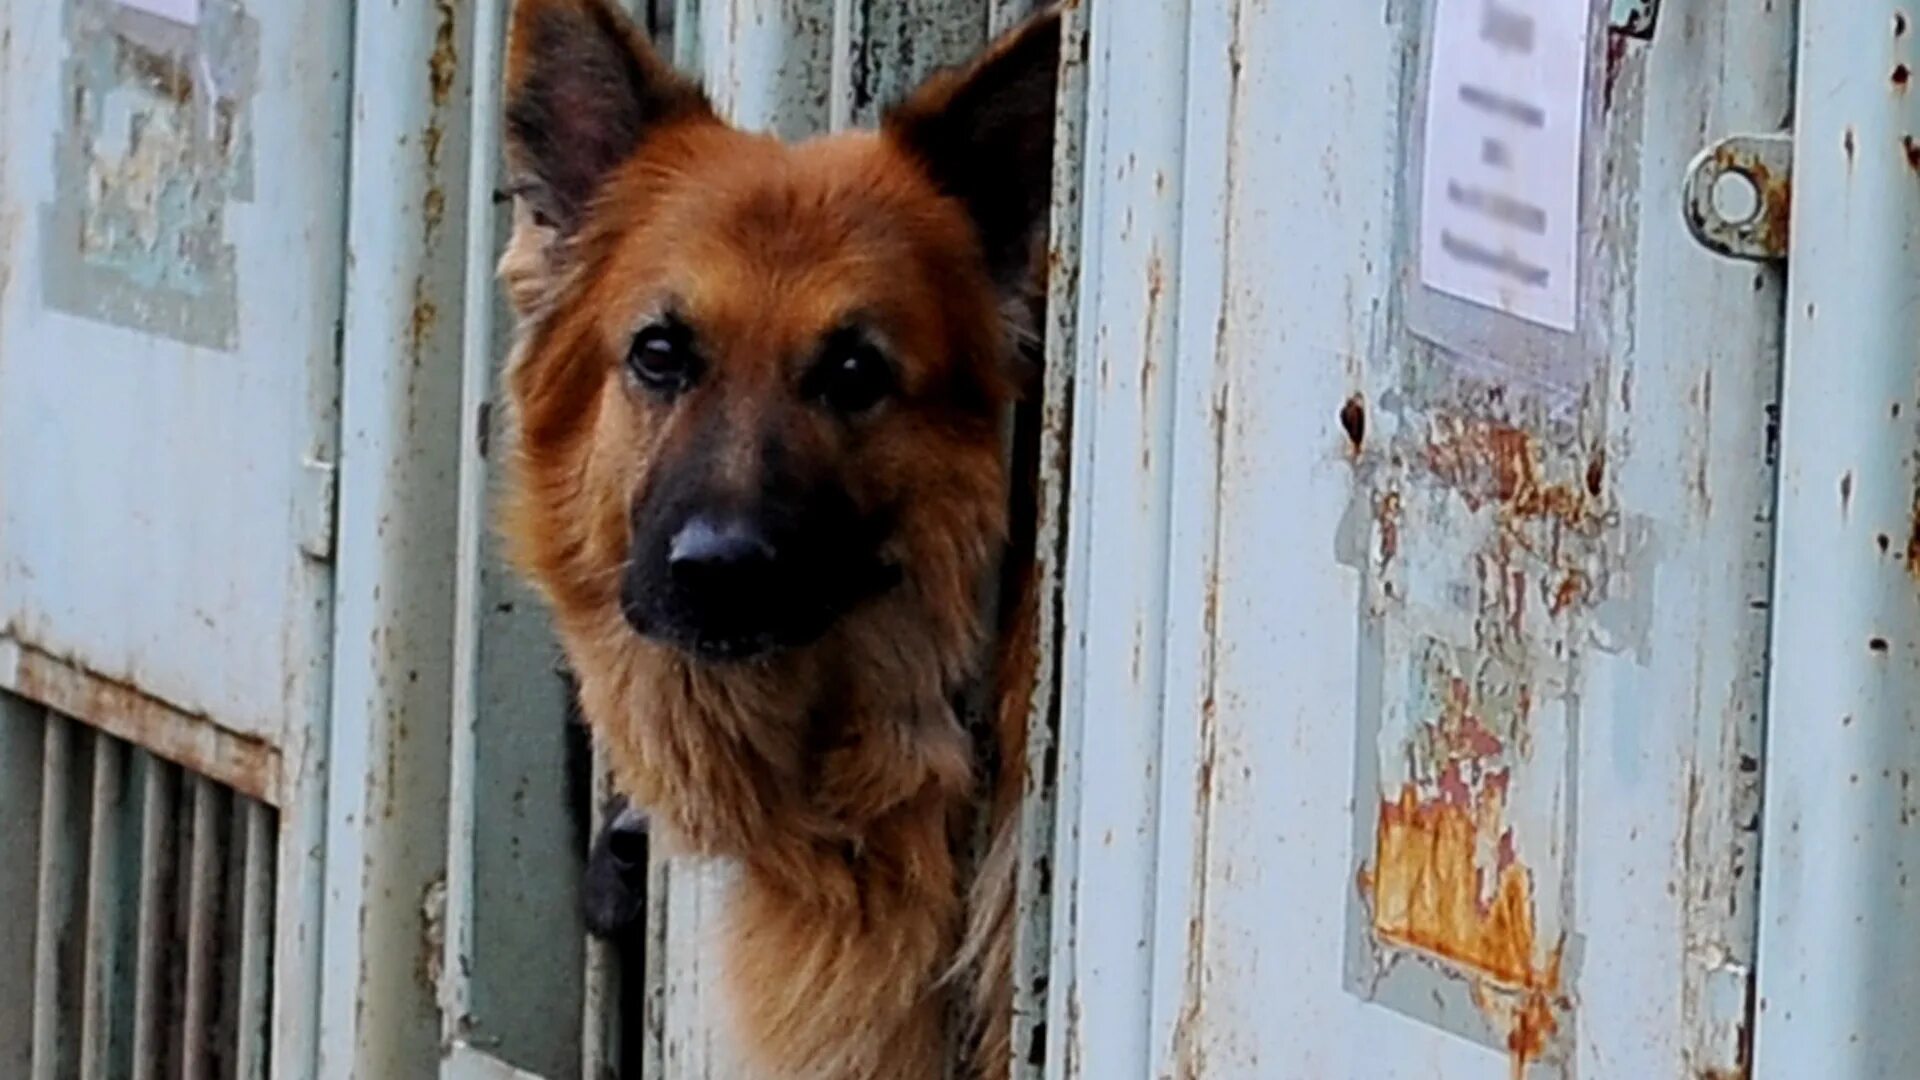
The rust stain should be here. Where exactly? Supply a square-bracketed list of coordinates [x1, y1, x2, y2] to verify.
[421, 0, 459, 246]
[1905, 491, 1920, 582]
[1340, 394, 1367, 453]
[1900, 12, 1911, 37]
[1905, 135, 1920, 174]
[1846, 126, 1858, 169]
[1603, 32, 1628, 106]
[1549, 571, 1586, 616]
[1842, 470, 1855, 516]
[1356, 643, 1564, 1075]
[6, 641, 280, 804]
[1896, 64, 1912, 91]
[429, 0, 459, 109]
[1703, 143, 1791, 254]
[1376, 489, 1402, 567]
[1139, 249, 1166, 474]
[1424, 417, 1592, 527]
[409, 276, 439, 363]
[1365, 782, 1564, 1073]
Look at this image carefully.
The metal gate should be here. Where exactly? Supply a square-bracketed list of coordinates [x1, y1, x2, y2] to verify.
[9, 1, 1920, 1079]
[1041, 0, 1920, 1078]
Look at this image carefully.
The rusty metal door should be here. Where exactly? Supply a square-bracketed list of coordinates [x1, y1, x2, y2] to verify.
[1041, 2, 1790, 1076]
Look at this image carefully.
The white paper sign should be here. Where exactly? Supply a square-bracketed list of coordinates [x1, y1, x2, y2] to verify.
[1419, 0, 1588, 332]
[118, 0, 200, 24]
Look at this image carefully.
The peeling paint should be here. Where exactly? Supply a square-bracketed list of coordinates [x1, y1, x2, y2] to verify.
[40, 0, 257, 349]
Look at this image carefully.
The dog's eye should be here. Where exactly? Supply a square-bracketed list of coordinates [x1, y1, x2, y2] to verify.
[808, 337, 895, 416]
[627, 322, 698, 396]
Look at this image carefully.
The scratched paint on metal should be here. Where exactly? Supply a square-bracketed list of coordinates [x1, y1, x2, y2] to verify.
[1338, 5, 1624, 1070]
[41, 0, 257, 350]
[1344, 389, 1596, 1072]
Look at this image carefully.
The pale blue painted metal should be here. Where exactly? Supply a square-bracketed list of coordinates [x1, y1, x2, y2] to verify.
[0, 0, 350, 1075]
[1044, 1, 1189, 1076]
[0, 0, 349, 749]
[1051, 3, 1790, 1076]
[1756, 1, 1920, 1075]
[319, 0, 472, 1075]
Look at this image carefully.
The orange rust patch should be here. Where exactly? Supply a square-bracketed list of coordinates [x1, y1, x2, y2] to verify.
[1368, 784, 1544, 987]
[1377, 489, 1403, 566]
[1424, 418, 1592, 526]
[1364, 781, 1564, 1075]
[1549, 571, 1586, 616]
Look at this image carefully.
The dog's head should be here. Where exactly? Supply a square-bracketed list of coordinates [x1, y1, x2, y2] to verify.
[497, 0, 1058, 665]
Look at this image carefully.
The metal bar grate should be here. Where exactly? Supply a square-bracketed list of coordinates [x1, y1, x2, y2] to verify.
[12, 699, 277, 1080]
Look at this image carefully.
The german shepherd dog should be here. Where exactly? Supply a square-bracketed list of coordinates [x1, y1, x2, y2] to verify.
[495, 2, 1057, 1076]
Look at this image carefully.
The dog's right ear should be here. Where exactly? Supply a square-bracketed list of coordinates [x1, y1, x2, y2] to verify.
[501, 0, 710, 303]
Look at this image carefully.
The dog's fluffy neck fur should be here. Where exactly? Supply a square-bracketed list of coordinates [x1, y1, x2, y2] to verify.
[505, 302, 1007, 1078]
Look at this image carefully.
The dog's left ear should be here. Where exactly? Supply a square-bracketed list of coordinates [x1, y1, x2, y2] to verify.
[885, 9, 1062, 299]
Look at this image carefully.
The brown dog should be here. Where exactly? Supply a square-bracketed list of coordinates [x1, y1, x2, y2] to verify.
[493, 2, 1057, 1076]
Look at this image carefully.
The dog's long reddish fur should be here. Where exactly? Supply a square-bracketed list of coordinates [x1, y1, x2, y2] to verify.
[493, 3, 1055, 1076]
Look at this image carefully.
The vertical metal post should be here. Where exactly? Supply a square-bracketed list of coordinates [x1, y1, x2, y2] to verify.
[181, 776, 223, 1079]
[1046, 1, 1190, 1075]
[1756, 1, 1920, 1075]
[235, 801, 275, 1080]
[32, 713, 84, 1080]
[698, 0, 835, 138]
[131, 755, 177, 1080]
[1010, 2, 1090, 1076]
[79, 736, 130, 1079]
[320, 0, 472, 1074]
[0, 697, 45, 1080]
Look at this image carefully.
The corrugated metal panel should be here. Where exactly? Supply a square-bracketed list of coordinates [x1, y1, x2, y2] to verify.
[1052, 3, 1790, 1076]
[8, 703, 277, 1080]
[1755, 0, 1920, 1074]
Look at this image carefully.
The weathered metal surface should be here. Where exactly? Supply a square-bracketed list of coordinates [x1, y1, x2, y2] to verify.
[0, 0, 348, 749]
[1044, 1, 1191, 1076]
[40, 0, 257, 350]
[441, 0, 595, 1074]
[1754, 1, 1920, 1075]
[0, 696, 46, 1080]
[78, 735, 135, 1077]
[0, 638, 280, 805]
[318, 0, 472, 1074]
[32, 714, 87, 1080]
[0, 3, 347, 1068]
[131, 748, 178, 1080]
[1011, 1, 1087, 1075]
[1683, 133, 1792, 261]
[830, 0, 986, 128]
[697, 0, 835, 138]
[1049, 1, 1789, 1077]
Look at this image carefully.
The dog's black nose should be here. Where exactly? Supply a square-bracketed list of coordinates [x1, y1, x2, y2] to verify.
[667, 514, 776, 579]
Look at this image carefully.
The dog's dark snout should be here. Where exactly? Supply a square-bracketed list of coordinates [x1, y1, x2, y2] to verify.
[667, 514, 777, 578]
